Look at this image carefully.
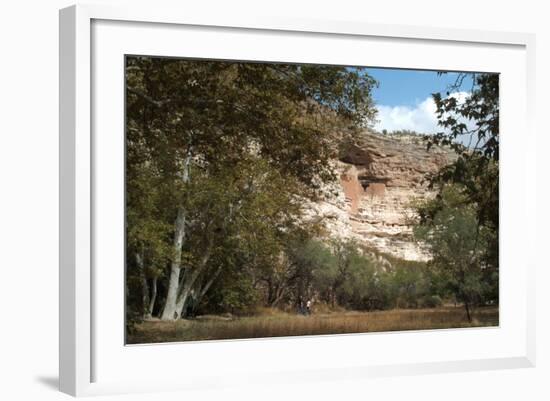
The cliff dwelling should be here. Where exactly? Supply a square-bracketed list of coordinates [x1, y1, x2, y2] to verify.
[364, 182, 386, 198]
[340, 168, 389, 215]
[311, 131, 457, 262]
[340, 169, 363, 214]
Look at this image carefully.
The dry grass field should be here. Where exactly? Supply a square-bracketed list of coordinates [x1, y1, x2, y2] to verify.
[126, 306, 499, 344]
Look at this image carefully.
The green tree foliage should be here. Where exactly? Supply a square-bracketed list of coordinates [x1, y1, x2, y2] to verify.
[125, 57, 378, 320]
[430, 74, 499, 161]
[414, 72, 500, 318]
[413, 186, 498, 320]
[293, 240, 437, 312]
[126, 57, 377, 191]
[428, 73, 499, 232]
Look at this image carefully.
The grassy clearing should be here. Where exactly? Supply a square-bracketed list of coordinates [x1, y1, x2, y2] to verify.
[126, 306, 498, 344]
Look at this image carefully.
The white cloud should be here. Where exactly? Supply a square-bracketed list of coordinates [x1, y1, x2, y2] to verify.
[374, 91, 473, 136]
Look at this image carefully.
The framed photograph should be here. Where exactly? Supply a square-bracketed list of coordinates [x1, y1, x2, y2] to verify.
[59, 4, 536, 396]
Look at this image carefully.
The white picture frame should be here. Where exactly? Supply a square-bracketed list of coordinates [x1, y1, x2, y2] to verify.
[59, 3, 536, 397]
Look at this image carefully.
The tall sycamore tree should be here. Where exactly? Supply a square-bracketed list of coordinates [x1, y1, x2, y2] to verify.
[126, 57, 377, 320]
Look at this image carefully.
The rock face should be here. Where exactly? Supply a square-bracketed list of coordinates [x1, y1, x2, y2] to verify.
[307, 131, 456, 261]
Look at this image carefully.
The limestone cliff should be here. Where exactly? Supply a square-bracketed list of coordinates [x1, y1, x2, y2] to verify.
[305, 131, 456, 261]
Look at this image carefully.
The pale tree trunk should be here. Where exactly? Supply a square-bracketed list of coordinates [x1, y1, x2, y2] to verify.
[163, 174, 235, 320]
[175, 239, 215, 317]
[161, 149, 192, 320]
[184, 265, 223, 317]
[174, 269, 200, 319]
[160, 207, 186, 320]
[197, 266, 222, 302]
[148, 276, 158, 317]
[136, 252, 151, 319]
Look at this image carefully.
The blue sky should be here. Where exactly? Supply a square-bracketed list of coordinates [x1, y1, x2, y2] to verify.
[361, 68, 474, 134]
[365, 68, 473, 107]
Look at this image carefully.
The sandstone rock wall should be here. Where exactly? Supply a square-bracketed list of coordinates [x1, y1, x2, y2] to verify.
[308, 131, 456, 261]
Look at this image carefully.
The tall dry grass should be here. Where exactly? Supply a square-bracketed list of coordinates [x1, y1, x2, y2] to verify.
[127, 306, 498, 344]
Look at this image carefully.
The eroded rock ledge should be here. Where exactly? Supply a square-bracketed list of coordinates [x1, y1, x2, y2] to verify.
[305, 131, 456, 262]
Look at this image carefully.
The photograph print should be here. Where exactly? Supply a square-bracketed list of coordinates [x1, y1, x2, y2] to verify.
[125, 56, 499, 344]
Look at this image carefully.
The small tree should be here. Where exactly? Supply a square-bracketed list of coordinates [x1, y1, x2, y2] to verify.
[427, 72, 499, 273]
[413, 186, 495, 321]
